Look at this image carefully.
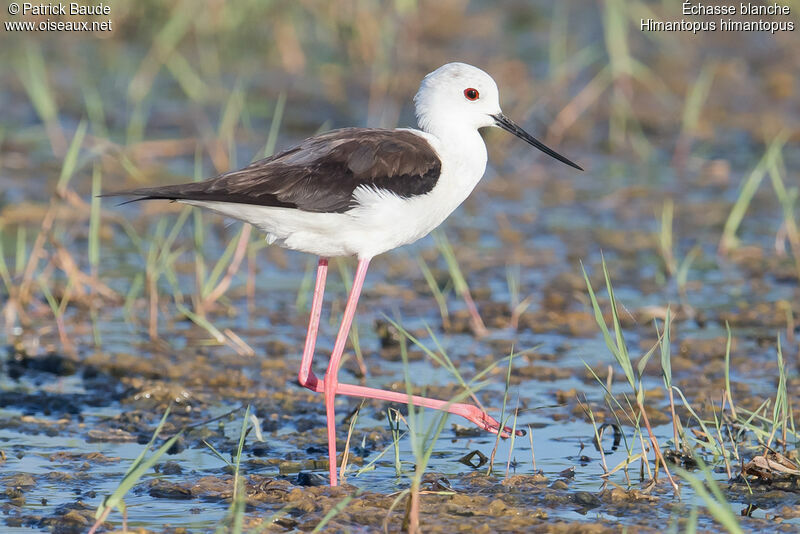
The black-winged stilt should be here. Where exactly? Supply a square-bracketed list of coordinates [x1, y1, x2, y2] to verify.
[109, 62, 582, 486]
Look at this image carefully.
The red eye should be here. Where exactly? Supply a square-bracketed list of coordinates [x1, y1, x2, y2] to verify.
[464, 88, 479, 101]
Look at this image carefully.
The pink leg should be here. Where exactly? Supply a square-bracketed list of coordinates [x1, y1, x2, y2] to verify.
[297, 258, 328, 389]
[323, 258, 371, 486]
[323, 381, 521, 437]
[297, 257, 524, 487]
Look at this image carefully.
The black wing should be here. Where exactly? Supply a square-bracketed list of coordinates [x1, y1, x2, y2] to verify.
[106, 128, 441, 214]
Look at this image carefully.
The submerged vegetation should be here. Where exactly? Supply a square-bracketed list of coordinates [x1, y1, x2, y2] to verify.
[1, 1, 798, 532]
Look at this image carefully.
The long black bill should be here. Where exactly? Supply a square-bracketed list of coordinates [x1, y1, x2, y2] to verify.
[492, 113, 583, 171]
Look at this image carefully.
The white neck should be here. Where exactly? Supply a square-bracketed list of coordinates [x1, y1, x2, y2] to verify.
[424, 119, 488, 196]
[394, 118, 489, 250]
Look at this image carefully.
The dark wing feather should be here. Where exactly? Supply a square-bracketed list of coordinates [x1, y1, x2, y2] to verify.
[105, 128, 441, 213]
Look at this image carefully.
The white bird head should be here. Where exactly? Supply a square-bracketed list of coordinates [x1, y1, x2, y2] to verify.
[414, 62, 582, 170]
[414, 63, 501, 130]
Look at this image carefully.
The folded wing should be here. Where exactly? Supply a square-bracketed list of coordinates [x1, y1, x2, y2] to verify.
[106, 128, 441, 214]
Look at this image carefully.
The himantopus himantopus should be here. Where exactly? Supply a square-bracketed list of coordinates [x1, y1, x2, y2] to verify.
[110, 62, 582, 486]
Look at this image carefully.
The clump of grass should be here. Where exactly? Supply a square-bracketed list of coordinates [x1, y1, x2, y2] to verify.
[387, 408, 404, 477]
[365, 314, 515, 531]
[397, 329, 451, 534]
[354, 409, 408, 479]
[655, 307, 688, 453]
[206, 405, 257, 533]
[1, 120, 97, 337]
[766, 336, 789, 451]
[37, 276, 75, 355]
[583, 350, 646, 483]
[583, 251, 800, 514]
[137, 192, 254, 354]
[582, 256, 678, 491]
[16, 121, 87, 312]
[143, 208, 191, 339]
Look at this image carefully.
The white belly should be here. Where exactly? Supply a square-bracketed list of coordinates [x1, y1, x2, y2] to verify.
[183, 176, 476, 259]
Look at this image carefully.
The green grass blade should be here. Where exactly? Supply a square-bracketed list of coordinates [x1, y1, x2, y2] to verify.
[417, 254, 450, 325]
[680, 63, 716, 137]
[232, 405, 251, 500]
[99, 431, 183, 514]
[433, 229, 468, 296]
[0, 227, 12, 291]
[673, 458, 743, 534]
[581, 261, 635, 389]
[601, 258, 634, 387]
[96, 407, 181, 518]
[15, 226, 27, 276]
[124, 406, 172, 479]
[263, 92, 286, 158]
[660, 307, 672, 388]
[57, 120, 88, 194]
[202, 439, 234, 468]
[202, 225, 244, 297]
[720, 133, 788, 250]
[311, 493, 356, 533]
[175, 302, 226, 342]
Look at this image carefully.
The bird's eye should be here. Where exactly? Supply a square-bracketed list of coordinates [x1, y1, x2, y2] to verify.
[463, 88, 479, 101]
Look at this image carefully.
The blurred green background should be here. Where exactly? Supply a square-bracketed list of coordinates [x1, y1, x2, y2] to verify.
[2, 0, 795, 191]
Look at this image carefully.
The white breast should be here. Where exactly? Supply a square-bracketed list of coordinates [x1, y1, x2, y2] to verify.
[342, 129, 488, 257]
